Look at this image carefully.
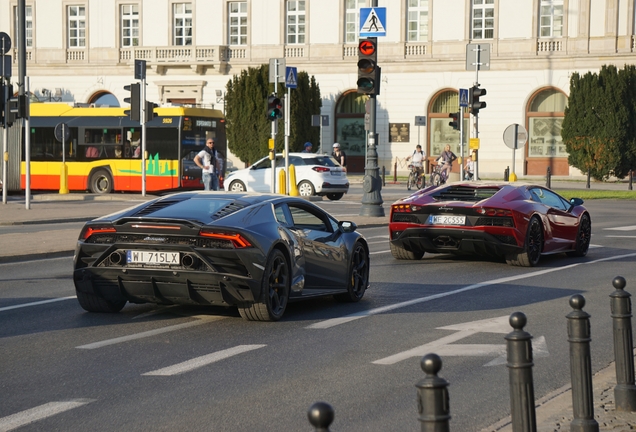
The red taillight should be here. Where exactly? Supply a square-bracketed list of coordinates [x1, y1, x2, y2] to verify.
[80, 226, 116, 240]
[199, 231, 252, 248]
[477, 207, 513, 217]
[312, 166, 330, 173]
[392, 204, 413, 213]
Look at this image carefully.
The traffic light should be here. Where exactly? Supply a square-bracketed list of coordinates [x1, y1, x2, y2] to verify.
[357, 38, 380, 95]
[266, 94, 283, 121]
[448, 112, 460, 130]
[469, 85, 487, 116]
[145, 101, 158, 122]
[123, 83, 141, 121]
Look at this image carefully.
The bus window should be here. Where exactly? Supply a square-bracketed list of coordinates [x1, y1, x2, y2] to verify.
[146, 128, 179, 159]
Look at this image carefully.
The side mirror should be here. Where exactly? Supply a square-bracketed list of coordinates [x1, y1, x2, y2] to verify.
[568, 197, 584, 212]
[339, 221, 357, 233]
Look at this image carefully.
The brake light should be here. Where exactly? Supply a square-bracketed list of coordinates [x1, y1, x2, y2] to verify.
[80, 226, 116, 240]
[477, 207, 513, 217]
[392, 204, 414, 213]
[199, 230, 253, 248]
[312, 166, 330, 173]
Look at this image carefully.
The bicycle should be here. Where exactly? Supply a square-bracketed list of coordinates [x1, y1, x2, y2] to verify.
[406, 164, 425, 191]
[429, 161, 449, 187]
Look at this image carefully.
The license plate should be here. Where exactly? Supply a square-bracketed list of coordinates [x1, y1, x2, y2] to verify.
[127, 250, 180, 265]
[428, 215, 466, 226]
[331, 171, 341, 176]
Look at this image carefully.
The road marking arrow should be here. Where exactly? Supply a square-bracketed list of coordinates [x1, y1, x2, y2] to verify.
[372, 315, 549, 366]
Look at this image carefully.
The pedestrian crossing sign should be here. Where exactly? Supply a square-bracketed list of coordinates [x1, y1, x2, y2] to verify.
[359, 7, 386, 37]
[285, 66, 298, 89]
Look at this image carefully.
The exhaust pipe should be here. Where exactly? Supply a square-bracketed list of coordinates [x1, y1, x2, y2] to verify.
[181, 254, 199, 269]
[109, 251, 124, 265]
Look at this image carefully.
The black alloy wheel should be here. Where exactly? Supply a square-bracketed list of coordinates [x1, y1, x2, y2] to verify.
[239, 249, 290, 321]
[506, 216, 543, 267]
[76, 290, 126, 313]
[567, 213, 591, 257]
[390, 242, 424, 260]
[335, 242, 369, 302]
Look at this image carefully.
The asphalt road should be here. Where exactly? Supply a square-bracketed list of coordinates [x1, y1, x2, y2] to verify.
[1, 198, 636, 431]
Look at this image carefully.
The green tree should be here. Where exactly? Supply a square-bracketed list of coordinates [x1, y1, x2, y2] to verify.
[562, 65, 636, 180]
[224, 64, 322, 165]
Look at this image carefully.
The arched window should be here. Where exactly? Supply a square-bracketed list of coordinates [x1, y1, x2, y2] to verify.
[526, 88, 567, 175]
[334, 91, 368, 172]
[428, 89, 467, 158]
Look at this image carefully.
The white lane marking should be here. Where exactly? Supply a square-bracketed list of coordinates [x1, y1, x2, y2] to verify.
[306, 252, 636, 329]
[0, 296, 76, 312]
[603, 225, 636, 231]
[142, 344, 266, 376]
[606, 236, 636, 238]
[589, 244, 603, 248]
[366, 235, 390, 239]
[0, 400, 94, 432]
[76, 315, 225, 349]
[370, 250, 391, 255]
[367, 240, 388, 245]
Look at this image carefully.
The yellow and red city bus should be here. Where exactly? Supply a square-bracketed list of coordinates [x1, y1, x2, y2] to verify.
[20, 103, 225, 193]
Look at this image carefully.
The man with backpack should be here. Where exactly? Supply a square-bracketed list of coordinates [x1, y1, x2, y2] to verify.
[194, 139, 222, 191]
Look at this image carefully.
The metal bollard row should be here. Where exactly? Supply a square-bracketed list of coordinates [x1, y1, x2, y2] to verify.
[307, 277, 635, 430]
[610, 276, 636, 412]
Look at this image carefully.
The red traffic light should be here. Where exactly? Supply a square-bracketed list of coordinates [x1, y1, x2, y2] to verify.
[358, 39, 376, 56]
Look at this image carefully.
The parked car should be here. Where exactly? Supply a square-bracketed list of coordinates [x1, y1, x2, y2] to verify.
[73, 192, 369, 321]
[224, 152, 349, 200]
[389, 181, 591, 267]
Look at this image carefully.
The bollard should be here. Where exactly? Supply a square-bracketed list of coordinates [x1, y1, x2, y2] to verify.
[567, 295, 599, 432]
[545, 166, 551, 189]
[382, 165, 386, 186]
[629, 170, 633, 191]
[307, 401, 334, 432]
[504, 167, 509, 182]
[505, 312, 537, 432]
[394, 160, 398, 183]
[609, 276, 636, 412]
[415, 353, 450, 432]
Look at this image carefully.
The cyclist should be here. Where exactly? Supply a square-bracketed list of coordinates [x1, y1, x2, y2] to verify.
[437, 144, 457, 182]
[406, 144, 426, 180]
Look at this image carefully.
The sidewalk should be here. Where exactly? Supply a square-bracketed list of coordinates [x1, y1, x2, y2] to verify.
[1, 184, 635, 431]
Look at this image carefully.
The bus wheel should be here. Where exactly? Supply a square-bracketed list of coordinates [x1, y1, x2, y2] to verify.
[90, 170, 113, 194]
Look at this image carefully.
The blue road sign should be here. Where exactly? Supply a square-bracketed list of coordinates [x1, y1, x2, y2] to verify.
[459, 88, 469, 107]
[285, 66, 298, 89]
[359, 7, 386, 37]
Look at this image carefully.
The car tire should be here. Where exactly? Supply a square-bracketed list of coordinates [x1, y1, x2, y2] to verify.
[229, 180, 246, 192]
[506, 216, 543, 267]
[298, 181, 315, 197]
[89, 169, 113, 194]
[76, 290, 126, 313]
[390, 242, 424, 260]
[335, 242, 369, 302]
[326, 193, 344, 201]
[567, 213, 591, 257]
[238, 249, 290, 322]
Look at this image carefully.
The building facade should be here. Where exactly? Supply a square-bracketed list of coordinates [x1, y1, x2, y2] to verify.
[1, 0, 635, 177]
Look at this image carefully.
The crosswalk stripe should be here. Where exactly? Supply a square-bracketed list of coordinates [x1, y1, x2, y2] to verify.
[603, 225, 636, 231]
[76, 316, 225, 349]
[0, 296, 76, 312]
[0, 400, 94, 432]
[142, 344, 266, 376]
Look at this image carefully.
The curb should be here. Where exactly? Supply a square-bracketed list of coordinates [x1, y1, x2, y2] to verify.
[0, 250, 74, 264]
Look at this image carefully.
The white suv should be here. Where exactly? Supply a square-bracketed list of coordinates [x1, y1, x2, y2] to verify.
[224, 152, 349, 200]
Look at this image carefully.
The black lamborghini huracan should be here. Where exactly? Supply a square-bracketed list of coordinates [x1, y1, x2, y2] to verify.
[73, 192, 369, 321]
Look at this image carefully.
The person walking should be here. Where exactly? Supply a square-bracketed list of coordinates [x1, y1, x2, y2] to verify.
[195, 139, 221, 191]
[332, 143, 347, 171]
[302, 142, 313, 153]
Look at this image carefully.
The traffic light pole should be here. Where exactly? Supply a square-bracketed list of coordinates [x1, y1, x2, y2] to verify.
[459, 106, 465, 181]
[1, 35, 8, 205]
[271, 61, 280, 194]
[359, 37, 384, 218]
[473, 45, 481, 181]
[141, 76, 146, 196]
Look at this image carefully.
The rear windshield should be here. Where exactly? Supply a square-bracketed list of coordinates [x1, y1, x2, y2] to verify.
[302, 156, 338, 167]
